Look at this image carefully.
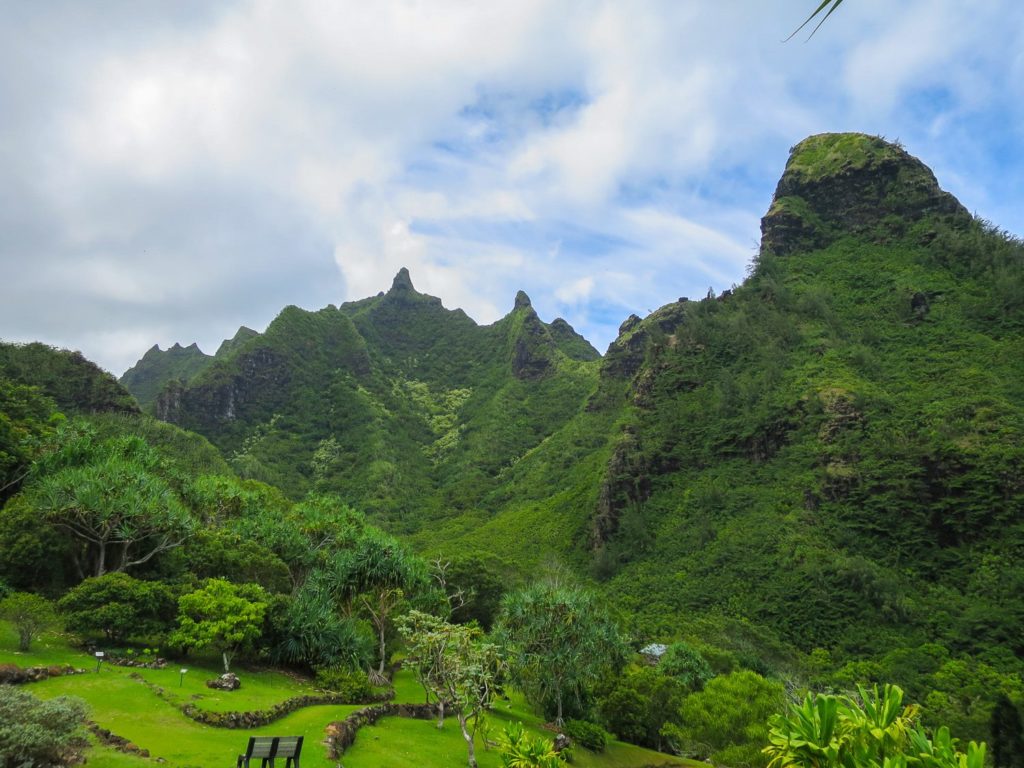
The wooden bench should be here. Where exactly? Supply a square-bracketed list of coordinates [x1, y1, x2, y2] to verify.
[236, 735, 303, 768]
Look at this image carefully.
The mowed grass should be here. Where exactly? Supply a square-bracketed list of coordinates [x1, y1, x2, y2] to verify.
[342, 700, 701, 768]
[3, 623, 700, 768]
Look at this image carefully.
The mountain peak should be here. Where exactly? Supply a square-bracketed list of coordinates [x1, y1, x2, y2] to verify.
[514, 290, 532, 310]
[761, 132, 970, 256]
[390, 267, 415, 293]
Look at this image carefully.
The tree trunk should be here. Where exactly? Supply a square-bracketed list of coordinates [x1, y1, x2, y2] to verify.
[96, 541, 107, 577]
[376, 620, 387, 676]
[18, 629, 31, 651]
[437, 699, 445, 729]
[555, 689, 564, 727]
[458, 713, 477, 768]
[223, 651, 231, 673]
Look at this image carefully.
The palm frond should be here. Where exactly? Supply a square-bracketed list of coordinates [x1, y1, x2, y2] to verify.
[787, 0, 846, 41]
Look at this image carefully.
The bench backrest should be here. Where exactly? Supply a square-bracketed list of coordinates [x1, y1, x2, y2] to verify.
[275, 736, 303, 758]
[244, 737, 278, 758]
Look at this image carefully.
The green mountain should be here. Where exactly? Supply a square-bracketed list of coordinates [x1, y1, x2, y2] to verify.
[0, 341, 139, 415]
[0, 341, 228, 505]
[149, 268, 600, 522]
[416, 133, 1024, 662]
[134, 133, 1024, 673]
[120, 342, 213, 410]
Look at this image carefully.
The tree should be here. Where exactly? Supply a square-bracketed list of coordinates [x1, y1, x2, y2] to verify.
[0, 592, 58, 651]
[658, 641, 713, 691]
[764, 683, 987, 768]
[0, 687, 88, 767]
[169, 578, 268, 673]
[495, 582, 627, 726]
[330, 529, 423, 682]
[29, 430, 195, 577]
[598, 665, 686, 751]
[57, 572, 174, 642]
[399, 610, 504, 768]
[662, 669, 784, 766]
[989, 695, 1023, 768]
[0, 376, 59, 504]
[443, 553, 511, 631]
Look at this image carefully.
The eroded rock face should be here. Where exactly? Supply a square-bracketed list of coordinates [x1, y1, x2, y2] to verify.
[760, 133, 971, 257]
[591, 427, 651, 549]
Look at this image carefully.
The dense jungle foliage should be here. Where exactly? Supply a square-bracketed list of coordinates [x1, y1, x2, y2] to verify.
[3, 134, 1023, 766]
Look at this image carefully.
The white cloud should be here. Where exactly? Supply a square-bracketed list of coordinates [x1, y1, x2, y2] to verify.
[1, 0, 1022, 372]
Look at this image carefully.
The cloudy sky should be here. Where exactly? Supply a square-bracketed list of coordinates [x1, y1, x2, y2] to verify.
[2, 0, 1022, 375]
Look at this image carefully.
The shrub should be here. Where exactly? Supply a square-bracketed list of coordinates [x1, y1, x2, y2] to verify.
[563, 719, 607, 752]
[497, 721, 566, 768]
[314, 667, 373, 702]
[0, 686, 88, 767]
[268, 584, 374, 671]
[58, 572, 174, 642]
[0, 591, 58, 651]
[661, 669, 785, 767]
[659, 641, 713, 691]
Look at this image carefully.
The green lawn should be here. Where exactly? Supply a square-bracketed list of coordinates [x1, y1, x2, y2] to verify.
[3, 622, 699, 768]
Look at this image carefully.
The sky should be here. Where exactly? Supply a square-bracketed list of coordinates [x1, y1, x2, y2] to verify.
[2, 1, 1023, 376]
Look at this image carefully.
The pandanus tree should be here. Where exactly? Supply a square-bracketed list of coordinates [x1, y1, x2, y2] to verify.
[330, 529, 423, 683]
[29, 428, 194, 578]
[495, 581, 626, 727]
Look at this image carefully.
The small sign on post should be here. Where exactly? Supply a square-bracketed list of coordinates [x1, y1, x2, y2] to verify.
[179, 668, 188, 687]
[94, 651, 104, 673]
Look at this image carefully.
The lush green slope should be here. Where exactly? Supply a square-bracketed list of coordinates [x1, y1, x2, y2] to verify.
[0, 341, 139, 415]
[119, 342, 212, 411]
[149, 269, 600, 526]
[125, 133, 1024, 742]
[417, 134, 1024, 710]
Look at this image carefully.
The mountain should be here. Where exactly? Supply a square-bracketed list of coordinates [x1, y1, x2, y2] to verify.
[410, 133, 1024, 662]
[146, 268, 600, 522]
[120, 342, 213, 410]
[0, 341, 139, 415]
[131, 133, 1024, 678]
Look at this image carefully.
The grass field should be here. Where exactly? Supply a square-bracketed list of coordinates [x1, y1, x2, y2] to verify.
[2, 622, 700, 767]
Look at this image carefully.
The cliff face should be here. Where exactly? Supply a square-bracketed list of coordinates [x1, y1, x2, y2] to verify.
[120, 342, 212, 411]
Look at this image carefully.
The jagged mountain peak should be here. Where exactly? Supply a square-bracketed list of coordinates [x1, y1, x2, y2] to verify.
[390, 266, 415, 293]
[514, 290, 532, 310]
[216, 326, 260, 358]
[761, 132, 971, 256]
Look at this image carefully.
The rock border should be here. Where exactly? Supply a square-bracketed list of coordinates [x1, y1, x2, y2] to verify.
[325, 702, 437, 759]
[130, 672, 395, 729]
[0, 662, 88, 684]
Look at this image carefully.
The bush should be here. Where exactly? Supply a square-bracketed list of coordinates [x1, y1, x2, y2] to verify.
[563, 719, 608, 752]
[661, 669, 785, 767]
[0, 686, 88, 767]
[0, 591, 58, 651]
[314, 667, 374, 702]
[659, 642, 713, 691]
[497, 721, 566, 768]
[268, 583, 374, 671]
[58, 572, 174, 642]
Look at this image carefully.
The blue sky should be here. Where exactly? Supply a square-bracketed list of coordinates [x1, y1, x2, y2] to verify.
[1, 0, 1022, 374]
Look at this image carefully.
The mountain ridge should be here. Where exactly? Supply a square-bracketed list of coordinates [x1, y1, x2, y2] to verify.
[121, 134, 1024, 682]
